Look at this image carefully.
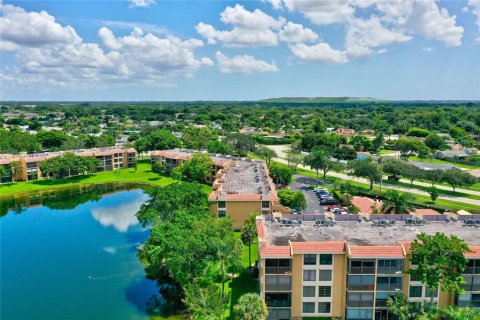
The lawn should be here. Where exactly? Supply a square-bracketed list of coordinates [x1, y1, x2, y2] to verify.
[408, 156, 479, 170]
[379, 149, 395, 155]
[0, 160, 211, 198]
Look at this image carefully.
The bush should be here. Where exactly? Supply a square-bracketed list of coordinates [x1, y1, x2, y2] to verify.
[152, 162, 166, 174]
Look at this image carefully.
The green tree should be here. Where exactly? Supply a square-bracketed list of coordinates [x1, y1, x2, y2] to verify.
[395, 138, 430, 159]
[241, 212, 258, 270]
[0, 165, 7, 181]
[439, 306, 480, 320]
[256, 146, 276, 165]
[386, 295, 418, 320]
[408, 233, 473, 305]
[207, 140, 233, 155]
[423, 169, 443, 188]
[268, 163, 293, 185]
[10, 161, 22, 182]
[291, 191, 307, 211]
[286, 153, 304, 173]
[36, 130, 68, 149]
[181, 153, 213, 182]
[381, 189, 414, 214]
[348, 158, 382, 190]
[152, 162, 166, 174]
[371, 132, 385, 153]
[303, 147, 336, 181]
[224, 133, 256, 157]
[184, 281, 229, 320]
[134, 130, 180, 153]
[442, 169, 477, 192]
[428, 186, 439, 203]
[233, 293, 268, 320]
[424, 134, 446, 153]
[182, 127, 217, 150]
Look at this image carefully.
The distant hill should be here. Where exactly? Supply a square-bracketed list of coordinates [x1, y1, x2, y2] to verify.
[259, 97, 386, 103]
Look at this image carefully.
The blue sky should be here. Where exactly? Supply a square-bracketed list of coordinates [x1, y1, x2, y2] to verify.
[1, 0, 479, 101]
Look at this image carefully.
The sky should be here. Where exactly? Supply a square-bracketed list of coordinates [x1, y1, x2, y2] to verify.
[0, 0, 479, 101]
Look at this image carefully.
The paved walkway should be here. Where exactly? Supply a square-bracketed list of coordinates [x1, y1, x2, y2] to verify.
[266, 145, 480, 197]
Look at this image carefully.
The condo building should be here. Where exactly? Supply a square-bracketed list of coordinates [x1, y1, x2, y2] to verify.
[0, 147, 136, 182]
[257, 214, 480, 320]
[150, 149, 290, 229]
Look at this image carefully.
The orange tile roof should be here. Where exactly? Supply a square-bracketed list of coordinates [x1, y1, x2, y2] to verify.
[350, 196, 383, 214]
[291, 241, 345, 254]
[466, 246, 480, 258]
[260, 245, 291, 257]
[415, 208, 440, 215]
[349, 245, 404, 258]
[225, 194, 262, 201]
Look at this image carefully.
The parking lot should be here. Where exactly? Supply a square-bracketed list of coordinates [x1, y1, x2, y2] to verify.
[288, 174, 326, 214]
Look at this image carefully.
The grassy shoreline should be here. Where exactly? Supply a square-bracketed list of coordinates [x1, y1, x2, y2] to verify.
[0, 161, 211, 198]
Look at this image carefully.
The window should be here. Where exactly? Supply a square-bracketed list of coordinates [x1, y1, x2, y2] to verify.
[318, 286, 332, 297]
[265, 259, 291, 274]
[218, 201, 226, 209]
[409, 286, 423, 298]
[346, 308, 373, 320]
[303, 270, 316, 281]
[410, 272, 422, 282]
[318, 302, 331, 313]
[376, 292, 401, 308]
[425, 287, 438, 298]
[267, 308, 290, 320]
[319, 270, 332, 281]
[349, 259, 375, 274]
[218, 210, 226, 218]
[262, 201, 270, 208]
[302, 302, 315, 313]
[265, 275, 291, 291]
[304, 254, 316, 265]
[376, 276, 402, 291]
[347, 275, 375, 291]
[320, 254, 333, 265]
[378, 259, 403, 274]
[347, 292, 374, 307]
[303, 286, 315, 297]
[265, 293, 291, 307]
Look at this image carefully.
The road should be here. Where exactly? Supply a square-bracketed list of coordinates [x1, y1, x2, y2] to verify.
[266, 144, 480, 197]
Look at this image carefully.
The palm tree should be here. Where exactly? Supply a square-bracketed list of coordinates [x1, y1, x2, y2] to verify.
[381, 189, 415, 214]
[233, 293, 268, 320]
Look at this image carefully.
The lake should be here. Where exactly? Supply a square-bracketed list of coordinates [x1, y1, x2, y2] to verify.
[0, 186, 166, 320]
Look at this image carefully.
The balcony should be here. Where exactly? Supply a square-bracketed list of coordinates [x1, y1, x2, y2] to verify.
[377, 267, 403, 275]
[349, 267, 376, 274]
[265, 267, 292, 275]
[376, 284, 402, 291]
[348, 284, 375, 291]
[265, 283, 292, 291]
[457, 301, 480, 307]
[464, 267, 480, 274]
[347, 301, 374, 308]
[463, 284, 480, 292]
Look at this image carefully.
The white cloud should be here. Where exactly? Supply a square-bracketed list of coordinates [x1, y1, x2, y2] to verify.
[196, 4, 285, 47]
[220, 4, 285, 30]
[469, 0, 480, 43]
[263, 0, 284, 10]
[95, 19, 168, 35]
[463, 6, 469, 13]
[289, 42, 348, 64]
[376, 0, 463, 47]
[0, 3, 80, 50]
[278, 21, 319, 43]
[345, 16, 411, 58]
[281, 0, 354, 25]
[129, 0, 155, 8]
[215, 51, 278, 74]
[423, 47, 434, 52]
[1, 4, 212, 91]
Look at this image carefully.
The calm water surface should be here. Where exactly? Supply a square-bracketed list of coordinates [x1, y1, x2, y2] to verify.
[0, 189, 162, 320]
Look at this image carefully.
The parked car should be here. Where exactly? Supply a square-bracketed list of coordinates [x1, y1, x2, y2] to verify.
[320, 197, 337, 205]
[327, 205, 346, 211]
[277, 185, 289, 189]
[387, 175, 400, 181]
[332, 208, 349, 215]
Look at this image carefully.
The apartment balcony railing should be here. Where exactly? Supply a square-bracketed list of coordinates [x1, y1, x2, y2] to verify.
[463, 284, 480, 291]
[376, 284, 402, 291]
[265, 267, 292, 275]
[375, 300, 389, 308]
[347, 284, 375, 291]
[265, 283, 292, 291]
[348, 267, 376, 274]
[457, 301, 480, 307]
[347, 301, 374, 308]
[463, 267, 480, 274]
[265, 300, 291, 308]
[377, 267, 403, 274]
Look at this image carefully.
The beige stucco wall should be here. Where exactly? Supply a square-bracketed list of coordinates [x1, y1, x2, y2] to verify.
[332, 254, 347, 319]
[291, 254, 303, 318]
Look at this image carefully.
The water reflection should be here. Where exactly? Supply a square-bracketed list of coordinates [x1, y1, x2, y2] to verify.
[91, 192, 149, 232]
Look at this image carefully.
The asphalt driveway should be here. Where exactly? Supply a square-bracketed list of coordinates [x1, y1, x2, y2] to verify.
[289, 174, 325, 214]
